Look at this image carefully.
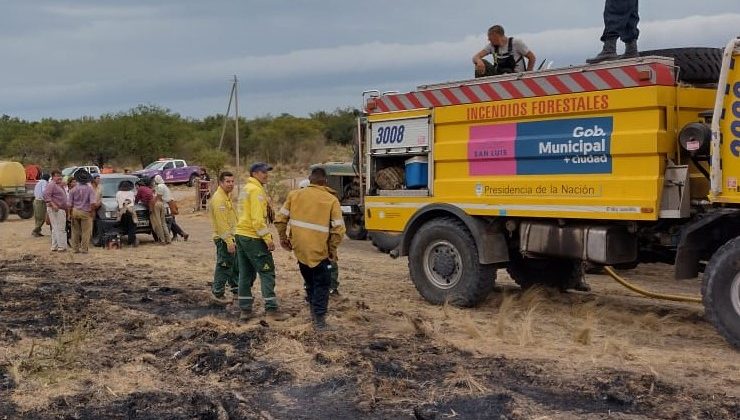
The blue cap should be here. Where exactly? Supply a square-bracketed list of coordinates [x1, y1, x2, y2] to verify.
[249, 162, 273, 173]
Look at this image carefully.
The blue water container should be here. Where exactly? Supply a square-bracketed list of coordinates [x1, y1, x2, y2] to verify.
[405, 156, 428, 189]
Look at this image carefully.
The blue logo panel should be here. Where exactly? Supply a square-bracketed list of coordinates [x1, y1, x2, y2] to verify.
[515, 117, 613, 175]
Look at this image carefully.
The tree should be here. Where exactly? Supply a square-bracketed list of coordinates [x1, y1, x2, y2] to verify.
[65, 116, 124, 167]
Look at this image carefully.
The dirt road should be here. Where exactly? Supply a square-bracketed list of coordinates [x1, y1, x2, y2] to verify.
[1, 208, 738, 419]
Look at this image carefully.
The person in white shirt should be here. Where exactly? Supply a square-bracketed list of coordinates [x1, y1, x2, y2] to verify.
[153, 175, 189, 241]
[116, 180, 138, 246]
[32, 173, 50, 237]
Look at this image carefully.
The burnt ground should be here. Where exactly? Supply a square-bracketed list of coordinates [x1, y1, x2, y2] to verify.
[1, 253, 738, 420]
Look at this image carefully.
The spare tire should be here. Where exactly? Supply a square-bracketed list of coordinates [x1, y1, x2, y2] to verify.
[370, 231, 402, 254]
[640, 47, 722, 84]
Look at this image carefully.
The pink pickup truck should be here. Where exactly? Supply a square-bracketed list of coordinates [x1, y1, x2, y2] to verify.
[133, 158, 202, 187]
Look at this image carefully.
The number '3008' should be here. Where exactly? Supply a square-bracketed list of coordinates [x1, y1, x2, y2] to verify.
[375, 125, 405, 144]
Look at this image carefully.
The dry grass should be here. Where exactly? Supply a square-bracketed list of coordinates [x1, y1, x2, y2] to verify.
[443, 366, 489, 395]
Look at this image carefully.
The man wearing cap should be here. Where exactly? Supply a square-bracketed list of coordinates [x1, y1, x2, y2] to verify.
[234, 162, 288, 321]
[295, 178, 342, 296]
[275, 167, 345, 330]
[154, 175, 189, 241]
[208, 171, 239, 304]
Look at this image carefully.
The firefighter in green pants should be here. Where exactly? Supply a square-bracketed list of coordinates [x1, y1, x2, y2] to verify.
[208, 171, 239, 303]
[234, 162, 289, 322]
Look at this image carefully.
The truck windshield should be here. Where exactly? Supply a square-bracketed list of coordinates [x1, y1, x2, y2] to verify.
[101, 178, 137, 198]
[61, 167, 76, 176]
[144, 162, 165, 170]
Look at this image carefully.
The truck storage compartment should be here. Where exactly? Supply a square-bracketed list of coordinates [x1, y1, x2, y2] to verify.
[405, 156, 428, 189]
[520, 221, 637, 264]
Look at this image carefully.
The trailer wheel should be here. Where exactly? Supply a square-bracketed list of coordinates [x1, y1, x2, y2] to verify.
[17, 201, 34, 219]
[507, 251, 584, 291]
[0, 200, 9, 222]
[640, 47, 722, 84]
[344, 214, 367, 240]
[702, 236, 740, 348]
[408, 218, 495, 307]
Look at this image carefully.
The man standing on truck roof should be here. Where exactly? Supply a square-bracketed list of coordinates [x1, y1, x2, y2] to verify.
[208, 171, 239, 305]
[586, 0, 640, 63]
[275, 167, 346, 330]
[234, 162, 289, 322]
[43, 170, 68, 252]
[32, 173, 50, 237]
[473, 25, 536, 77]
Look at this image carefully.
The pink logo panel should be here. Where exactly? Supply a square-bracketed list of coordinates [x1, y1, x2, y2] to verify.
[468, 124, 517, 175]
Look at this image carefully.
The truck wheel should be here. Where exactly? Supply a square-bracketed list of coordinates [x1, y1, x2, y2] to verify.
[370, 231, 401, 253]
[187, 174, 197, 187]
[408, 218, 496, 307]
[507, 251, 584, 290]
[640, 47, 722, 84]
[344, 214, 367, 240]
[17, 201, 34, 219]
[702, 236, 740, 348]
[0, 200, 9, 222]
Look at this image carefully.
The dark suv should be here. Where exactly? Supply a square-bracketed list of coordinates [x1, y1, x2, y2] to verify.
[92, 174, 172, 246]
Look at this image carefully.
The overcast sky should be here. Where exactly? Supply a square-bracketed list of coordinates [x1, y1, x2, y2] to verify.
[1, 1, 738, 121]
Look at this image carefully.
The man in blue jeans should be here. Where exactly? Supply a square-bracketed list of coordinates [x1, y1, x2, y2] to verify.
[587, 0, 640, 64]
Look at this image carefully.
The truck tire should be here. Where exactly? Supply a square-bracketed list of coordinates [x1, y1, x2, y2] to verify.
[507, 251, 584, 291]
[702, 236, 740, 348]
[344, 214, 367, 240]
[187, 174, 198, 187]
[640, 47, 722, 84]
[370, 231, 401, 253]
[0, 200, 9, 222]
[17, 201, 34, 219]
[408, 218, 496, 307]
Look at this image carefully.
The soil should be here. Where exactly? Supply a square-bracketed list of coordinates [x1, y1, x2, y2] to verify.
[1, 190, 738, 419]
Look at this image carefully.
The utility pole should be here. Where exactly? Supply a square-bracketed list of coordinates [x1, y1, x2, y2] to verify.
[218, 76, 241, 193]
[234, 75, 240, 190]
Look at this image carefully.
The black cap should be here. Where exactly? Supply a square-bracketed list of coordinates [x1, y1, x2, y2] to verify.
[249, 162, 273, 173]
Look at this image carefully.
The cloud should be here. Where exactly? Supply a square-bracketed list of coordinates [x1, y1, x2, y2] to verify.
[2, 11, 738, 120]
[224, 13, 740, 84]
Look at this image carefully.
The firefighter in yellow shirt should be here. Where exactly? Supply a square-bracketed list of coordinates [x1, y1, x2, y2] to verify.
[275, 167, 345, 330]
[235, 162, 288, 321]
[208, 171, 238, 304]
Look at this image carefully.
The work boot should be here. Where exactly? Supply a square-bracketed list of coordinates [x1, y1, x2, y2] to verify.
[265, 309, 290, 322]
[572, 279, 592, 292]
[329, 288, 340, 296]
[621, 40, 639, 59]
[210, 293, 231, 306]
[586, 39, 618, 64]
[239, 309, 253, 322]
[313, 315, 329, 331]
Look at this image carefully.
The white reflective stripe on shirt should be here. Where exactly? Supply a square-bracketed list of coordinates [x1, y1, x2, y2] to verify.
[257, 228, 270, 236]
[279, 207, 290, 216]
[289, 219, 329, 233]
[331, 218, 344, 227]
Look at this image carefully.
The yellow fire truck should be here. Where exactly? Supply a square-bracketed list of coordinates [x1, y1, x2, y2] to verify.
[357, 40, 740, 347]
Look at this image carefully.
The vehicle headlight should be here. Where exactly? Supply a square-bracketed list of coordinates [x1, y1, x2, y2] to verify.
[104, 210, 118, 219]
